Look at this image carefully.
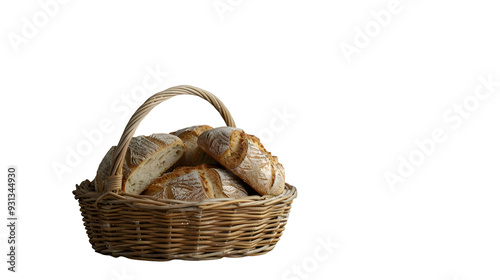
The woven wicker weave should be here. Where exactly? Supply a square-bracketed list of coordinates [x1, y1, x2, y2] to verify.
[73, 85, 297, 261]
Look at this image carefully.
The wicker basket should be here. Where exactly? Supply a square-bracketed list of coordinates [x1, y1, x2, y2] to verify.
[73, 85, 298, 261]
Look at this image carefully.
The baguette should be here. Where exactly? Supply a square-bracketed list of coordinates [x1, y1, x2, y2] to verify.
[197, 127, 285, 196]
[95, 133, 184, 194]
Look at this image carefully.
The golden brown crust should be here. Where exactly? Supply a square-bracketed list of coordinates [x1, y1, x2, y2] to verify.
[171, 125, 213, 137]
[211, 168, 249, 198]
[142, 165, 212, 201]
[220, 130, 248, 169]
[170, 125, 217, 168]
[197, 127, 241, 161]
[95, 146, 116, 192]
[203, 168, 227, 198]
[94, 133, 184, 194]
[141, 179, 166, 196]
[141, 164, 248, 201]
[197, 127, 285, 196]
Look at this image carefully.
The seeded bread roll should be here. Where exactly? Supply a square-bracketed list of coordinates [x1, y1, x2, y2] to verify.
[197, 127, 285, 196]
[170, 125, 218, 167]
[94, 133, 185, 194]
[142, 164, 248, 201]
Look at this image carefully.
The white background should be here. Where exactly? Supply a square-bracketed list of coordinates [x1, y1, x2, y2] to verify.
[1, 0, 500, 279]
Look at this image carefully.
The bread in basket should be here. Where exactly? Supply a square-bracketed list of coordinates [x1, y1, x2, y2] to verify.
[73, 85, 297, 261]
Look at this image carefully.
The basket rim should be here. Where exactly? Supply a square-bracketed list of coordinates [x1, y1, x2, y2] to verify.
[73, 179, 297, 211]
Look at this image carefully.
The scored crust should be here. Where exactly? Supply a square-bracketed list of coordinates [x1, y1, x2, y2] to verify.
[95, 146, 116, 192]
[197, 127, 285, 196]
[197, 127, 242, 162]
[220, 129, 248, 169]
[142, 164, 248, 201]
[210, 168, 249, 199]
[142, 165, 219, 201]
[171, 125, 212, 137]
[94, 133, 185, 194]
[170, 125, 218, 167]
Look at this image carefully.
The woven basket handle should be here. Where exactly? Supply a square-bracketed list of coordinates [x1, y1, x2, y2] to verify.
[106, 85, 236, 192]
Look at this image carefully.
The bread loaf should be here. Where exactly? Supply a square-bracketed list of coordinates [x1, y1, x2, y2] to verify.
[142, 165, 223, 201]
[142, 164, 248, 201]
[95, 146, 115, 192]
[197, 127, 285, 196]
[209, 168, 248, 199]
[170, 125, 218, 167]
[94, 133, 184, 194]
